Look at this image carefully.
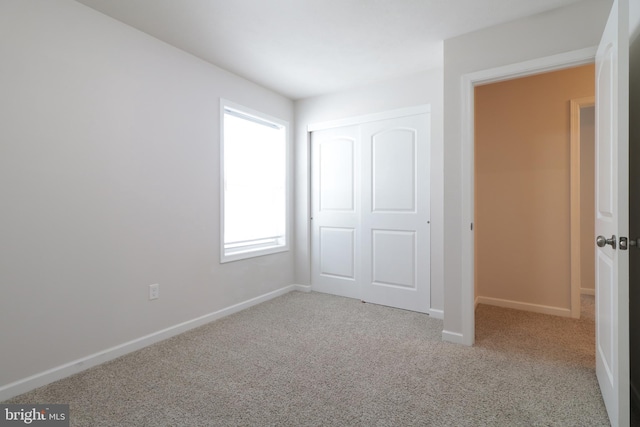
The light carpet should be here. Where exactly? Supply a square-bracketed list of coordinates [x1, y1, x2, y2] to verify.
[5, 292, 608, 426]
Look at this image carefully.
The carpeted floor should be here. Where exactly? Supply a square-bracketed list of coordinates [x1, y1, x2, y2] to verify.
[5, 292, 608, 426]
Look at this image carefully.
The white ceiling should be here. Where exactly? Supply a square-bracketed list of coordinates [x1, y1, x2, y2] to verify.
[75, 0, 586, 100]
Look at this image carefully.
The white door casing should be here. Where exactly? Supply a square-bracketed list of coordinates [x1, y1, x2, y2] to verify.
[595, 0, 630, 425]
[310, 108, 431, 313]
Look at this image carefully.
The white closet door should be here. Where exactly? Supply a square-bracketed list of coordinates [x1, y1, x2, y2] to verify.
[310, 111, 431, 313]
[360, 114, 431, 313]
[311, 126, 361, 299]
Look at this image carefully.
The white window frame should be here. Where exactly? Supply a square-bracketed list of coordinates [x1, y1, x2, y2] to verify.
[220, 99, 289, 263]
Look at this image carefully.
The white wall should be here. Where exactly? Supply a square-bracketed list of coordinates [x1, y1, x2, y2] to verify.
[0, 0, 294, 396]
[442, 0, 612, 341]
[294, 64, 445, 315]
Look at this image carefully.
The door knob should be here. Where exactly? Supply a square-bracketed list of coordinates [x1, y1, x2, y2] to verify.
[596, 235, 616, 249]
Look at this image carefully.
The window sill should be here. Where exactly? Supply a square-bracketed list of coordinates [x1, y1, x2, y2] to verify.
[220, 245, 289, 263]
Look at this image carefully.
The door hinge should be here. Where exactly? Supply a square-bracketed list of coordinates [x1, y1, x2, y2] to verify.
[471, 223, 474, 231]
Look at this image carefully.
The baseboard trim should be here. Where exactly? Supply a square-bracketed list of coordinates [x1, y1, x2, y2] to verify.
[580, 288, 595, 296]
[442, 330, 466, 345]
[476, 296, 571, 317]
[0, 284, 304, 402]
[293, 284, 312, 293]
[429, 308, 444, 319]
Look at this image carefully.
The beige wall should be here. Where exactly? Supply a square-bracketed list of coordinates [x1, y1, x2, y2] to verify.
[580, 106, 596, 294]
[474, 64, 594, 311]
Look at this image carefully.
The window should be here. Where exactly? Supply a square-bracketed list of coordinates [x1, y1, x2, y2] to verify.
[220, 100, 288, 263]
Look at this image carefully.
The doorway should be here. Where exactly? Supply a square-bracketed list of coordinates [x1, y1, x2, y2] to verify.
[573, 100, 596, 309]
[474, 64, 595, 319]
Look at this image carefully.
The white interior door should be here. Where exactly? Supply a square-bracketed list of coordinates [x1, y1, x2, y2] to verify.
[360, 115, 430, 313]
[311, 126, 361, 299]
[595, 0, 630, 425]
[311, 110, 431, 313]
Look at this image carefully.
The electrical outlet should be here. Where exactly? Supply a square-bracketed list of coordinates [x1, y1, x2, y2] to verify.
[149, 283, 159, 300]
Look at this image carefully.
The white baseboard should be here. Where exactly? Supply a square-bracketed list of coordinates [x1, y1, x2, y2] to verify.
[476, 296, 571, 317]
[442, 330, 466, 345]
[429, 308, 444, 319]
[293, 284, 312, 293]
[581, 288, 595, 296]
[0, 284, 305, 402]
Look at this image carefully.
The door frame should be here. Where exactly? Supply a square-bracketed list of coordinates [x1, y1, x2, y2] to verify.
[570, 96, 596, 318]
[459, 46, 597, 345]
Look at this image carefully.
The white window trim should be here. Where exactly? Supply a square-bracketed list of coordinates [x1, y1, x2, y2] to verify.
[219, 99, 290, 263]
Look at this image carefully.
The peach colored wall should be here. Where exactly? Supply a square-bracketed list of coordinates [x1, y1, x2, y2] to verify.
[580, 106, 595, 294]
[474, 64, 594, 310]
